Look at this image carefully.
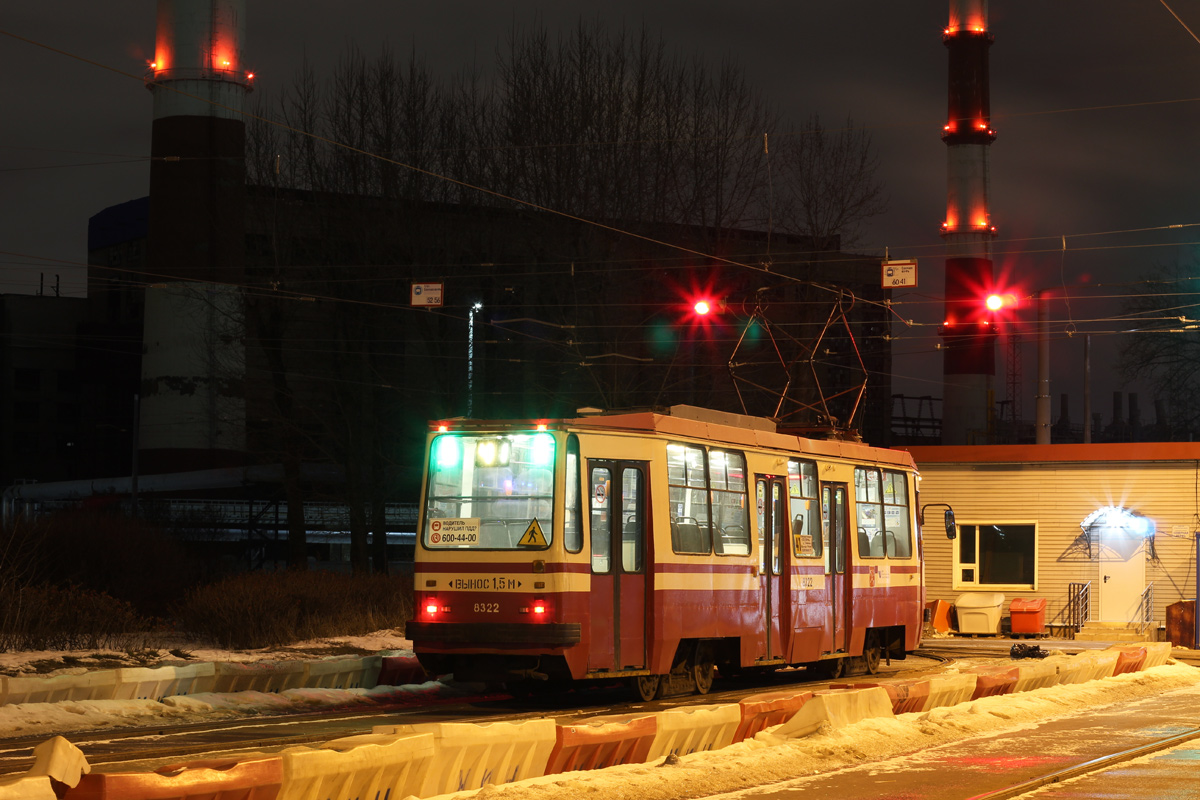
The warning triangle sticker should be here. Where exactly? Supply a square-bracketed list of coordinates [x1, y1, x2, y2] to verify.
[517, 518, 548, 547]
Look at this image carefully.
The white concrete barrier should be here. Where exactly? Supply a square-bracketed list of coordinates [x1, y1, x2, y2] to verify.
[1011, 660, 1059, 693]
[213, 661, 307, 693]
[0, 775, 55, 800]
[924, 673, 978, 710]
[1075, 651, 1119, 682]
[25, 737, 90, 788]
[301, 656, 383, 690]
[1140, 642, 1172, 669]
[114, 664, 216, 701]
[278, 732, 434, 800]
[645, 704, 741, 761]
[3, 671, 119, 706]
[769, 687, 894, 739]
[114, 666, 181, 701]
[1043, 655, 1091, 685]
[372, 719, 556, 796]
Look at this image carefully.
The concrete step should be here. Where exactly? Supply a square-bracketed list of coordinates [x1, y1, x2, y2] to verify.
[1073, 622, 1150, 643]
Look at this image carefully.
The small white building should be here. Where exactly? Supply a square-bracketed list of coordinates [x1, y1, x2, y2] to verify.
[904, 443, 1200, 638]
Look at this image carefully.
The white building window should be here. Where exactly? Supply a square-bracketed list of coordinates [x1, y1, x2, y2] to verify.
[953, 522, 1038, 590]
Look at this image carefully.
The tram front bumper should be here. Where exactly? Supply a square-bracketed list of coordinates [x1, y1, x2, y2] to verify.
[406, 621, 582, 647]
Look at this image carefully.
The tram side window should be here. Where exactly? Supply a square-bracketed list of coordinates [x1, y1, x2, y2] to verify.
[854, 467, 885, 558]
[590, 467, 612, 572]
[667, 444, 712, 554]
[882, 471, 913, 558]
[564, 436, 583, 553]
[710, 450, 750, 556]
[853, 467, 913, 559]
[788, 460, 821, 558]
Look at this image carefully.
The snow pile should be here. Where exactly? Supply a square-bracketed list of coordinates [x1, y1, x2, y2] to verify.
[448, 664, 1200, 800]
[0, 680, 475, 738]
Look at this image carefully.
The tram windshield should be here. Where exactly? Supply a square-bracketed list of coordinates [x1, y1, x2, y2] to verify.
[423, 432, 556, 549]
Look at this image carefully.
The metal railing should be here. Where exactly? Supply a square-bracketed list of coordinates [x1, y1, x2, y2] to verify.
[1067, 581, 1091, 633]
[1136, 582, 1155, 636]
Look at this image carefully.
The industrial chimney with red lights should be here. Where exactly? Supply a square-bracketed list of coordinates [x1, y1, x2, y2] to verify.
[940, 0, 997, 444]
[139, 0, 252, 472]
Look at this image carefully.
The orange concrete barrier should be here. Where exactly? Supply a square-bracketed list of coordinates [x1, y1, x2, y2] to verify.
[63, 755, 281, 800]
[834, 680, 931, 714]
[733, 689, 814, 742]
[969, 667, 1018, 699]
[1112, 647, 1147, 675]
[925, 599, 953, 633]
[376, 656, 427, 687]
[544, 714, 657, 774]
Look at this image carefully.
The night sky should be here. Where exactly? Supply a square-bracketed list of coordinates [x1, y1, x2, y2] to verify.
[3, 2, 1199, 421]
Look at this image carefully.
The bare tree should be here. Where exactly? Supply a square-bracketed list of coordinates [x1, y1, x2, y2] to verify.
[773, 115, 887, 249]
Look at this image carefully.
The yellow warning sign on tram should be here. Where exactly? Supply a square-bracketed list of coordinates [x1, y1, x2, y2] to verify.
[518, 518, 548, 547]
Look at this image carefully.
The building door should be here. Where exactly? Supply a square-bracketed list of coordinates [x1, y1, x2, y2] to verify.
[1098, 520, 1147, 623]
[756, 476, 788, 660]
[822, 483, 850, 652]
[587, 461, 649, 671]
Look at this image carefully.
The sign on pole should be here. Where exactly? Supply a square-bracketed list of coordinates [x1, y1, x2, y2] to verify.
[411, 282, 444, 307]
[882, 259, 917, 289]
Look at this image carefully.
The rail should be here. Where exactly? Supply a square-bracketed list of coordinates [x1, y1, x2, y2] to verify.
[1067, 581, 1091, 633]
[1136, 582, 1155, 636]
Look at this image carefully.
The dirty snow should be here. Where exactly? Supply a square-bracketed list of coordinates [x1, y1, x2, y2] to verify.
[0, 630, 414, 676]
[0, 630, 440, 738]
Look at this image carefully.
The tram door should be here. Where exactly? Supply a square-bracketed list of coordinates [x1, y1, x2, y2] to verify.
[821, 484, 850, 653]
[587, 461, 649, 671]
[755, 477, 788, 660]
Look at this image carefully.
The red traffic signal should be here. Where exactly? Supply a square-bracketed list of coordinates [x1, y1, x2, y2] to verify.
[693, 299, 712, 316]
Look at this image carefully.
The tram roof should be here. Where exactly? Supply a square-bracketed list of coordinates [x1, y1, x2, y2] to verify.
[566, 405, 917, 470]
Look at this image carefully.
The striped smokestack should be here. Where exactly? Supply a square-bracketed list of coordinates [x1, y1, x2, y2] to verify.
[139, 0, 250, 472]
[940, 0, 997, 444]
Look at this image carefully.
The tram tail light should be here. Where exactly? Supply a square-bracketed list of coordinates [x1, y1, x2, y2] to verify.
[532, 599, 547, 615]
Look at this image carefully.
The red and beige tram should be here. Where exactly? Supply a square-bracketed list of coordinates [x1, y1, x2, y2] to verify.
[407, 405, 924, 699]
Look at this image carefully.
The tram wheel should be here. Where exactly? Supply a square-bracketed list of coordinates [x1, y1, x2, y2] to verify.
[814, 656, 845, 680]
[633, 674, 662, 702]
[691, 660, 716, 694]
[862, 631, 882, 675]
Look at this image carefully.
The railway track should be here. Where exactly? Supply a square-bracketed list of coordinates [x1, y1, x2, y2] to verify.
[972, 726, 1200, 800]
[0, 654, 950, 775]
